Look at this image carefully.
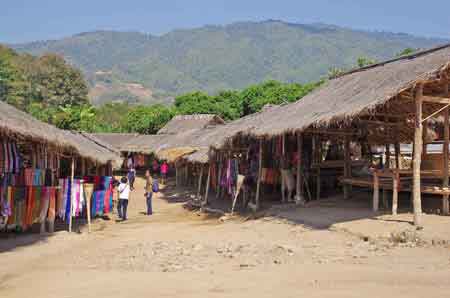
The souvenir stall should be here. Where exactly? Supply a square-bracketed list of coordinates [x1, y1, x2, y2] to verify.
[0, 138, 61, 233]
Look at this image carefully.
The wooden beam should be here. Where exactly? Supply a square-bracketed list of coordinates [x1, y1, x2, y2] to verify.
[305, 129, 359, 137]
[412, 84, 424, 227]
[422, 95, 450, 104]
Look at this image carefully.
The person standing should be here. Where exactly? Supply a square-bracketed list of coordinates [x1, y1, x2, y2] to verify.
[127, 155, 136, 191]
[161, 161, 169, 185]
[144, 170, 153, 215]
[117, 177, 130, 221]
[152, 159, 159, 176]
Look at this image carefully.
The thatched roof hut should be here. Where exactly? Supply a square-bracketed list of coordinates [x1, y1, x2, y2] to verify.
[119, 134, 168, 154]
[0, 101, 120, 165]
[207, 43, 450, 148]
[89, 133, 140, 150]
[157, 114, 225, 135]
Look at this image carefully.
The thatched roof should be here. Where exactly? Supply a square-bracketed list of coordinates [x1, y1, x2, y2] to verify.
[90, 133, 140, 150]
[61, 131, 122, 166]
[119, 134, 167, 153]
[157, 114, 225, 135]
[207, 44, 450, 148]
[0, 101, 120, 165]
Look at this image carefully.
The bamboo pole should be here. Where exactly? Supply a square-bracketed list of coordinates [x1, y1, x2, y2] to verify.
[313, 136, 321, 200]
[255, 139, 263, 210]
[412, 84, 423, 227]
[296, 133, 303, 203]
[443, 103, 450, 215]
[204, 164, 211, 205]
[197, 165, 204, 200]
[68, 157, 75, 233]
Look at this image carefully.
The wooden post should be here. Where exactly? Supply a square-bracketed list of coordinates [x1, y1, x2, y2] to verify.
[395, 142, 401, 169]
[81, 158, 86, 176]
[314, 136, 321, 200]
[296, 133, 304, 203]
[443, 109, 450, 215]
[373, 171, 379, 212]
[197, 165, 204, 200]
[216, 158, 222, 199]
[392, 171, 399, 215]
[412, 84, 423, 227]
[68, 157, 75, 233]
[343, 136, 351, 199]
[382, 144, 391, 209]
[281, 134, 286, 202]
[423, 120, 428, 155]
[255, 139, 263, 210]
[204, 164, 211, 205]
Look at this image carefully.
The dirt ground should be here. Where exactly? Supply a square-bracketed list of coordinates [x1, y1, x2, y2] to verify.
[0, 177, 449, 298]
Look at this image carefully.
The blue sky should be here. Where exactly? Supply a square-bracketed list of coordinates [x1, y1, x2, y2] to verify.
[1, 0, 449, 43]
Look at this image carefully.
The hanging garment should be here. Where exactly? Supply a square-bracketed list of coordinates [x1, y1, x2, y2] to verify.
[39, 187, 50, 224]
[47, 187, 56, 223]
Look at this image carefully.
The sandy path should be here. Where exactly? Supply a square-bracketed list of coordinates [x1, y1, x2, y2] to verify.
[0, 177, 449, 298]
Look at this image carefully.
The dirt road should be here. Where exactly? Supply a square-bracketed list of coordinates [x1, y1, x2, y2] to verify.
[0, 177, 449, 298]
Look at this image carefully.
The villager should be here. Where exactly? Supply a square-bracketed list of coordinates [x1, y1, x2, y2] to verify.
[117, 177, 130, 221]
[152, 159, 159, 176]
[127, 162, 136, 191]
[144, 170, 153, 215]
[161, 161, 169, 184]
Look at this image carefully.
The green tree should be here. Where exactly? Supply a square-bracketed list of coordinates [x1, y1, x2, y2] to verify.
[240, 80, 321, 115]
[122, 104, 175, 134]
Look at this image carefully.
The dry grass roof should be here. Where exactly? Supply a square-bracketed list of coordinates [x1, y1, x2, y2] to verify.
[0, 101, 120, 165]
[157, 114, 225, 135]
[90, 133, 140, 150]
[206, 43, 450, 148]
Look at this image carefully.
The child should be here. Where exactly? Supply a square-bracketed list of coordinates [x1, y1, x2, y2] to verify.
[117, 176, 130, 221]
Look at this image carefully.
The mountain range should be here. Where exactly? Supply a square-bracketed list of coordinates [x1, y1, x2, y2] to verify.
[12, 20, 448, 105]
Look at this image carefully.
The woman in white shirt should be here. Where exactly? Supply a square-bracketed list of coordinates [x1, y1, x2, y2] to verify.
[117, 176, 131, 221]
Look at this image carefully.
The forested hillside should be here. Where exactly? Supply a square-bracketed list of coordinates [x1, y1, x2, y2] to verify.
[13, 20, 446, 105]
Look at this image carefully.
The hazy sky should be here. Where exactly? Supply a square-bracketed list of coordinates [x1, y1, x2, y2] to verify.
[1, 0, 449, 43]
